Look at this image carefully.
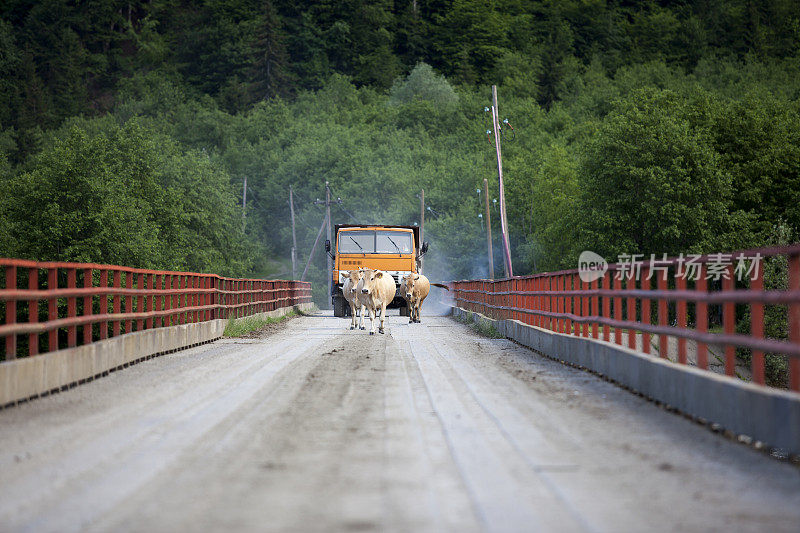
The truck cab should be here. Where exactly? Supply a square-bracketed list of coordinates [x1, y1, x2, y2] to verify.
[327, 224, 427, 317]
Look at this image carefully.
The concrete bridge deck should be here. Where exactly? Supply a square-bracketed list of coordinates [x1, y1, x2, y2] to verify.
[1, 311, 799, 532]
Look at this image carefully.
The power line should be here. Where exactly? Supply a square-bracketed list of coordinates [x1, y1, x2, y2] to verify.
[336, 203, 361, 224]
[326, 184, 361, 224]
[246, 186, 267, 211]
[247, 185, 318, 232]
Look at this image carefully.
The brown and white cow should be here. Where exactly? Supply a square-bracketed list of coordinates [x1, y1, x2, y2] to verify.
[357, 270, 396, 334]
[401, 274, 430, 323]
[341, 269, 365, 330]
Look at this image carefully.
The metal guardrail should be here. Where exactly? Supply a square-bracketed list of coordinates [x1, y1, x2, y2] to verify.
[451, 244, 800, 392]
[0, 258, 312, 360]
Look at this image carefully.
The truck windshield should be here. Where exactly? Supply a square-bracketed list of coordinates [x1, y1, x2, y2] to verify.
[338, 230, 413, 254]
[376, 231, 412, 253]
[338, 231, 374, 253]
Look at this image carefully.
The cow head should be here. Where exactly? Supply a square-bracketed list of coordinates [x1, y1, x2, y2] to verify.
[402, 274, 421, 300]
[361, 271, 385, 294]
[344, 269, 364, 297]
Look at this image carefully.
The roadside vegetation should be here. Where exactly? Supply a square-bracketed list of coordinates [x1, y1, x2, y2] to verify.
[223, 311, 299, 338]
[454, 312, 504, 339]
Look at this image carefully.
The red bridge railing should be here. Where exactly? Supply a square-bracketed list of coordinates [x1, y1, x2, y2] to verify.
[0, 259, 312, 361]
[451, 244, 800, 392]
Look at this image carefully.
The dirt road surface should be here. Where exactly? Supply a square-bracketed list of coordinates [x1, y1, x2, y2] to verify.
[1, 311, 799, 532]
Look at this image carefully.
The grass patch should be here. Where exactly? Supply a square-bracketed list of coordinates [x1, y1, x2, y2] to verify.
[223, 311, 297, 337]
[453, 311, 504, 339]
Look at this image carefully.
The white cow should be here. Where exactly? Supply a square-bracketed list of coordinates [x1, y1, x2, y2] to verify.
[341, 269, 365, 330]
[357, 270, 396, 334]
[355, 268, 373, 330]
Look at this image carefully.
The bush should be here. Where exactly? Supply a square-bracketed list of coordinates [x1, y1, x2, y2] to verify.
[389, 63, 458, 107]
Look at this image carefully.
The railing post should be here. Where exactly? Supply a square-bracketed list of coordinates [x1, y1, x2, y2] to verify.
[83, 268, 93, 345]
[29, 267, 39, 356]
[696, 265, 708, 370]
[67, 268, 77, 348]
[99, 270, 108, 340]
[748, 263, 762, 383]
[641, 267, 650, 353]
[195, 276, 200, 321]
[676, 273, 687, 364]
[113, 270, 121, 337]
[723, 265, 736, 377]
[602, 273, 610, 342]
[137, 273, 145, 332]
[565, 275, 573, 335]
[48, 268, 58, 352]
[178, 274, 189, 324]
[657, 270, 668, 358]
[627, 274, 636, 349]
[574, 274, 579, 335]
[154, 274, 162, 327]
[554, 275, 561, 333]
[173, 275, 179, 324]
[147, 273, 155, 329]
[546, 277, 553, 331]
[125, 270, 133, 334]
[613, 273, 622, 345]
[164, 274, 173, 326]
[788, 254, 800, 391]
[219, 278, 225, 320]
[5, 265, 17, 359]
[213, 277, 217, 319]
[203, 277, 209, 321]
[591, 277, 599, 339]
[582, 276, 589, 337]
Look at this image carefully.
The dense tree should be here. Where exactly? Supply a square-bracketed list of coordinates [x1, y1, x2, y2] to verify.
[576, 89, 751, 259]
[248, 0, 292, 101]
[1, 120, 250, 275]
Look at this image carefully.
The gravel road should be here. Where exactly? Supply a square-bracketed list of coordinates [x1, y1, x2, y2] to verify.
[1, 310, 799, 533]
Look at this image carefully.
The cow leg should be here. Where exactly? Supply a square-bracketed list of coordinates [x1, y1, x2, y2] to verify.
[379, 304, 386, 334]
[359, 304, 366, 330]
[349, 300, 357, 329]
[369, 306, 376, 335]
[416, 295, 426, 323]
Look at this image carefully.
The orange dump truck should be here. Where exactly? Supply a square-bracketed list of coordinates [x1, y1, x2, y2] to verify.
[326, 224, 428, 317]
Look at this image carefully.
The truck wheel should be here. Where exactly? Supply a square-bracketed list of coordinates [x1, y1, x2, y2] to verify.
[333, 296, 347, 317]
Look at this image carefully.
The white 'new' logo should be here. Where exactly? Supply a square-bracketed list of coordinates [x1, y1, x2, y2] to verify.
[578, 251, 608, 283]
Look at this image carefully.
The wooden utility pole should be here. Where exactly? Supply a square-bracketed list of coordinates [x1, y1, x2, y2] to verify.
[419, 188, 425, 273]
[241, 175, 248, 233]
[325, 182, 333, 307]
[312, 182, 339, 307]
[301, 216, 327, 282]
[484, 178, 494, 280]
[490, 85, 513, 278]
[289, 186, 297, 280]
[420, 189, 424, 245]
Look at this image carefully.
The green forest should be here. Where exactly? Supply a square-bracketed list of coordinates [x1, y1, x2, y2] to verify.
[2, 0, 800, 302]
